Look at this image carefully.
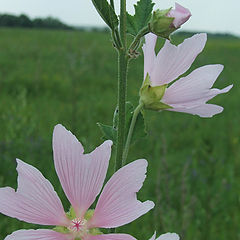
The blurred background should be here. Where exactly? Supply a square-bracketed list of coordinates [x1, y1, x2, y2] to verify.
[0, 0, 239, 239]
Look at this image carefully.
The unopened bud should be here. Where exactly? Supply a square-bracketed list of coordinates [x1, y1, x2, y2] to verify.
[167, 3, 191, 28]
[149, 3, 191, 39]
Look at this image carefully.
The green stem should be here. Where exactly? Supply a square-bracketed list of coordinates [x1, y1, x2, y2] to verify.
[115, 50, 128, 171]
[120, 0, 127, 49]
[115, 0, 128, 172]
[128, 26, 149, 53]
[122, 103, 143, 164]
[110, 0, 115, 10]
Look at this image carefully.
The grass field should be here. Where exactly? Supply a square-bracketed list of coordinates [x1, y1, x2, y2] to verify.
[0, 27, 239, 239]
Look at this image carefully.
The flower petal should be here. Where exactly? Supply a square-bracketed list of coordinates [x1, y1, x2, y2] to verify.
[162, 65, 232, 105]
[5, 229, 72, 240]
[150, 33, 207, 86]
[167, 3, 191, 28]
[143, 33, 157, 79]
[0, 159, 68, 226]
[53, 124, 112, 217]
[156, 233, 180, 240]
[88, 159, 154, 228]
[166, 103, 224, 118]
[85, 234, 136, 240]
[149, 232, 157, 240]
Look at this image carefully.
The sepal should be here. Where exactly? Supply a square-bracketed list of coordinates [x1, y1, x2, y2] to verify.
[139, 74, 172, 111]
[149, 9, 175, 40]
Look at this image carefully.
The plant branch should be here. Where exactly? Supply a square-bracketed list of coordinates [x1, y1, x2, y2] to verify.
[128, 26, 149, 54]
[122, 103, 143, 164]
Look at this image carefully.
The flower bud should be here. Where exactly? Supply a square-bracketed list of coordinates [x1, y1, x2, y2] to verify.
[167, 3, 191, 28]
[149, 8, 175, 39]
[149, 3, 191, 39]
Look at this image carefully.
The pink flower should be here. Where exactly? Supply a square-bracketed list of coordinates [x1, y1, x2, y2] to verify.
[149, 232, 180, 240]
[0, 124, 154, 240]
[167, 3, 191, 28]
[142, 33, 233, 117]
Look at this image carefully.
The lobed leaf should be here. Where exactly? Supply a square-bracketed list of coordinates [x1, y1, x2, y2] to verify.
[127, 0, 155, 36]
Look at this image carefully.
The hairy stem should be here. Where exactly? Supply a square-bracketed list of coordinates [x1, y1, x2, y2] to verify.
[115, 0, 128, 172]
[115, 50, 128, 171]
[122, 103, 143, 164]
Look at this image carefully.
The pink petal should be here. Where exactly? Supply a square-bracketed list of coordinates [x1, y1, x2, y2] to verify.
[162, 65, 233, 105]
[156, 233, 180, 240]
[149, 232, 157, 240]
[150, 33, 207, 86]
[88, 159, 154, 228]
[5, 229, 72, 240]
[53, 124, 112, 217]
[167, 3, 191, 28]
[0, 159, 68, 226]
[85, 234, 136, 240]
[142, 33, 157, 79]
[167, 103, 224, 118]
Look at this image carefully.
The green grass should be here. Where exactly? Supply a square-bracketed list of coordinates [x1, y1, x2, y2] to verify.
[0, 27, 239, 239]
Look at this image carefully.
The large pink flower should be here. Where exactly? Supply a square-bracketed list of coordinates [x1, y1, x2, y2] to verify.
[142, 33, 233, 117]
[0, 124, 154, 240]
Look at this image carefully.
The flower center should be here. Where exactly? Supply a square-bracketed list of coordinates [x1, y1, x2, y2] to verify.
[68, 218, 87, 233]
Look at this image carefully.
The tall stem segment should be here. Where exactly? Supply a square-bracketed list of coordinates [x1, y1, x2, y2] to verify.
[115, 0, 128, 171]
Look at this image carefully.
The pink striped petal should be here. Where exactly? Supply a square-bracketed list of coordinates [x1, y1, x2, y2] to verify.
[0, 159, 68, 226]
[143, 33, 157, 79]
[150, 33, 207, 86]
[156, 233, 180, 240]
[162, 65, 232, 105]
[167, 103, 224, 117]
[53, 124, 112, 217]
[88, 159, 154, 228]
[85, 234, 136, 240]
[5, 229, 72, 240]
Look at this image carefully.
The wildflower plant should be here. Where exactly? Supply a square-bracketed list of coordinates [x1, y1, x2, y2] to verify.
[0, 0, 232, 239]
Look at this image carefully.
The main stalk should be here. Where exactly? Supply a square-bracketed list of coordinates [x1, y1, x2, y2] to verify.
[115, 0, 129, 171]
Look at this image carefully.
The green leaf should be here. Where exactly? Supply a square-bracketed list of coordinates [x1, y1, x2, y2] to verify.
[92, 0, 119, 30]
[97, 122, 117, 142]
[127, 0, 155, 36]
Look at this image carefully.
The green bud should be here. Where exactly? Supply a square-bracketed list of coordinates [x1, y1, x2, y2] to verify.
[149, 8, 175, 39]
[139, 74, 172, 111]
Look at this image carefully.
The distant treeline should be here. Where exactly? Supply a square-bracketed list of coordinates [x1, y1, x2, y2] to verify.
[0, 14, 72, 30]
[175, 31, 239, 39]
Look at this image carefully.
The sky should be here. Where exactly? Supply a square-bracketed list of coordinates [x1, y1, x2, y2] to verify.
[0, 0, 239, 36]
